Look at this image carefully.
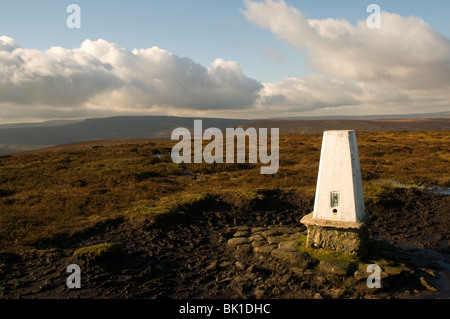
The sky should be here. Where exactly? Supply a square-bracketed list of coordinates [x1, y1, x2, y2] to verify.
[0, 0, 449, 123]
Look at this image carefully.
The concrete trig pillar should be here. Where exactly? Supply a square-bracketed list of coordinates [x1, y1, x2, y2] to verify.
[301, 130, 369, 255]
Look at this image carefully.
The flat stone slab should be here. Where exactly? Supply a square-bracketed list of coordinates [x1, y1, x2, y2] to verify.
[249, 234, 265, 242]
[301, 213, 368, 256]
[267, 225, 300, 234]
[301, 213, 365, 230]
[278, 240, 299, 251]
[261, 229, 282, 238]
[231, 226, 249, 231]
[382, 265, 414, 279]
[251, 227, 265, 234]
[254, 245, 275, 254]
[227, 226, 308, 259]
[288, 232, 305, 240]
[318, 260, 353, 276]
[251, 240, 266, 248]
[354, 262, 415, 281]
[271, 249, 314, 269]
[234, 230, 250, 237]
[227, 237, 250, 246]
[267, 237, 284, 245]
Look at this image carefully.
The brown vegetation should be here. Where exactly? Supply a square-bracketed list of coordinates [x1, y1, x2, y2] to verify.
[0, 131, 448, 250]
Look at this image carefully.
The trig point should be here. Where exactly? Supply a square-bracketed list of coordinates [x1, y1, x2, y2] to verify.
[301, 130, 369, 256]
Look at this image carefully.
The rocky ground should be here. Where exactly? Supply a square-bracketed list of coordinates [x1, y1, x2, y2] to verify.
[0, 188, 449, 299]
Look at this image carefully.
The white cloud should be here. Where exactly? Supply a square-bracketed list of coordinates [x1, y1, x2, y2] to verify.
[0, 36, 262, 122]
[1, 0, 450, 123]
[257, 74, 413, 114]
[243, 0, 450, 114]
[0, 36, 21, 52]
[242, 0, 450, 89]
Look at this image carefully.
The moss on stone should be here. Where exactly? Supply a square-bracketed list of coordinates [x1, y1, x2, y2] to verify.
[296, 234, 360, 264]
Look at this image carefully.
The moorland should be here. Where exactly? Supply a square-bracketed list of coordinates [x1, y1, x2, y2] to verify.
[0, 122, 448, 299]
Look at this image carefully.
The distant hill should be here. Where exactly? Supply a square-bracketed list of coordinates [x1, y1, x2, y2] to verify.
[231, 118, 450, 135]
[0, 119, 83, 129]
[0, 116, 249, 154]
[0, 114, 449, 155]
[277, 111, 450, 120]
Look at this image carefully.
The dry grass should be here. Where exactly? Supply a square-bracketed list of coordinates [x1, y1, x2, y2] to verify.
[73, 243, 121, 262]
[0, 131, 448, 249]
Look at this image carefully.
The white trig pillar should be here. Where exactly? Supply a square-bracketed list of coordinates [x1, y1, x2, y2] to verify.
[301, 130, 369, 256]
[313, 130, 366, 222]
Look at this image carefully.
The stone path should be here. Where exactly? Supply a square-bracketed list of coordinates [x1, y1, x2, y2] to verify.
[226, 224, 355, 277]
[227, 225, 317, 270]
[225, 224, 428, 293]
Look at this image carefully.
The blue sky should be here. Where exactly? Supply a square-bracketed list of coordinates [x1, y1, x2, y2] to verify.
[2, 0, 450, 82]
[0, 0, 449, 122]
[1, 0, 304, 82]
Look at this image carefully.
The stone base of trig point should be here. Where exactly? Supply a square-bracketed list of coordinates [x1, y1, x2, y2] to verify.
[301, 130, 369, 257]
[301, 213, 369, 256]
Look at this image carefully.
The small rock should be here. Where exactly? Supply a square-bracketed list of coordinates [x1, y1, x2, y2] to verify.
[354, 263, 372, 281]
[249, 234, 265, 242]
[232, 226, 249, 232]
[289, 232, 305, 240]
[316, 276, 327, 285]
[235, 261, 246, 270]
[219, 261, 232, 268]
[420, 268, 437, 277]
[267, 237, 284, 245]
[227, 237, 250, 246]
[330, 288, 345, 299]
[262, 229, 282, 238]
[235, 244, 252, 254]
[314, 292, 323, 299]
[251, 240, 266, 248]
[206, 260, 217, 271]
[234, 275, 249, 284]
[319, 260, 353, 276]
[382, 265, 413, 279]
[279, 274, 292, 285]
[271, 226, 298, 235]
[251, 227, 265, 234]
[234, 230, 250, 237]
[246, 272, 258, 280]
[291, 267, 303, 276]
[420, 277, 437, 292]
[254, 288, 265, 299]
[254, 245, 275, 254]
[246, 265, 256, 273]
[271, 249, 314, 269]
[278, 240, 299, 251]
